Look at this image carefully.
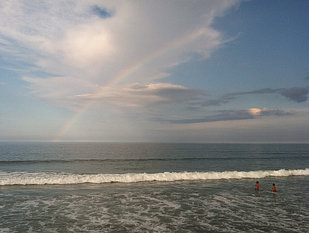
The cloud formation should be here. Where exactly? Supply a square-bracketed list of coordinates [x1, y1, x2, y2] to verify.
[280, 87, 309, 103]
[1, 0, 241, 104]
[202, 87, 309, 107]
[164, 108, 291, 124]
[23, 70, 309, 113]
[13, 1, 307, 112]
[70, 83, 206, 108]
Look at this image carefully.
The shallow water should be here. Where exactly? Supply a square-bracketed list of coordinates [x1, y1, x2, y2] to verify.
[1, 177, 308, 232]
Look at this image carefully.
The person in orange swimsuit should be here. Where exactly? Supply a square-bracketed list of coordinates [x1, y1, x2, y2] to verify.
[255, 181, 260, 191]
[272, 183, 276, 192]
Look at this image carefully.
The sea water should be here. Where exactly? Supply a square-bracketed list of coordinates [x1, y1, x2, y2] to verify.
[0, 143, 308, 232]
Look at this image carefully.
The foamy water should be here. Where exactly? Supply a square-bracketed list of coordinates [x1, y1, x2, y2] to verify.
[1, 177, 308, 232]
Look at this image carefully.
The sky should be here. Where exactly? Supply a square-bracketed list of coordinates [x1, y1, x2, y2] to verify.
[0, 0, 309, 143]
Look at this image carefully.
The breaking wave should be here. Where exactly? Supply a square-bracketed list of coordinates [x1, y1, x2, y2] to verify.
[0, 168, 308, 186]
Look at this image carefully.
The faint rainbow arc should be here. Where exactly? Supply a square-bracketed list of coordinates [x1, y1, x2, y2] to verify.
[53, 29, 205, 142]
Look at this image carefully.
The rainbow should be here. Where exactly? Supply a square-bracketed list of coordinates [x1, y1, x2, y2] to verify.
[52, 29, 208, 141]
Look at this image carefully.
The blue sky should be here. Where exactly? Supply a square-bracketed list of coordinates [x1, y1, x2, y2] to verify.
[0, 0, 308, 142]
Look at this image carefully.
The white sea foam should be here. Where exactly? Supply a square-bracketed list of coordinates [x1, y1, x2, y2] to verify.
[0, 168, 308, 186]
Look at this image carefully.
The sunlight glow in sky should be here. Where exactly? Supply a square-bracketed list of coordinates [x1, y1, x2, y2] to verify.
[0, 0, 309, 142]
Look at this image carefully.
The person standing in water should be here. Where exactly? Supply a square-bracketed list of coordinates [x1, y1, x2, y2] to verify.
[255, 181, 260, 191]
[272, 183, 276, 192]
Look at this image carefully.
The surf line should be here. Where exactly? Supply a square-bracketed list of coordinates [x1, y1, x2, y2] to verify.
[52, 29, 207, 142]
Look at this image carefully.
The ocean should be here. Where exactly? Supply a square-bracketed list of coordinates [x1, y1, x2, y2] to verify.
[0, 142, 308, 232]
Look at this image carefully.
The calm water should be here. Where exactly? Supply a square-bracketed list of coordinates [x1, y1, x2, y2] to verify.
[0, 142, 308, 232]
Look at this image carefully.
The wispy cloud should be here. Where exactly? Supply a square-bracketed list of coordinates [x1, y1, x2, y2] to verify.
[161, 108, 292, 124]
[223, 88, 284, 99]
[201, 87, 309, 107]
[69, 83, 206, 108]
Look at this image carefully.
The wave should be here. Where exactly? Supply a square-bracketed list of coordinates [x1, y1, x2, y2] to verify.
[0, 168, 308, 186]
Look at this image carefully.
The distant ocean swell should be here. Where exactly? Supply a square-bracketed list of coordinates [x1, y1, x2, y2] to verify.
[0, 155, 307, 164]
[0, 168, 308, 186]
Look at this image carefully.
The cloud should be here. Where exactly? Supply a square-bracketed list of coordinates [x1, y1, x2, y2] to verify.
[248, 108, 262, 115]
[222, 88, 284, 101]
[0, 0, 242, 104]
[225, 87, 309, 104]
[201, 87, 309, 107]
[69, 83, 206, 108]
[201, 99, 229, 107]
[163, 108, 291, 124]
[200, 88, 283, 107]
[280, 87, 309, 102]
[247, 108, 289, 116]
[8, 1, 306, 116]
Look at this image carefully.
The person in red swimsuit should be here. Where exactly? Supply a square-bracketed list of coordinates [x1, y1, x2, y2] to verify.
[255, 181, 260, 191]
[272, 183, 276, 192]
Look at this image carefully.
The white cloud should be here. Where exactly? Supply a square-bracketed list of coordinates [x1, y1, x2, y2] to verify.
[248, 108, 262, 116]
[247, 108, 291, 117]
[0, 0, 242, 107]
[69, 83, 206, 108]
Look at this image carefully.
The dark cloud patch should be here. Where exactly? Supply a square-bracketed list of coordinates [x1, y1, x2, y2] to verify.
[154, 86, 206, 103]
[222, 88, 283, 101]
[124, 83, 207, 106]
[161, 108, 291, 124]
[166, 110, 253, 124]
[280, 87, 309, 102]
[305, 75, 309, 80]
[201, 87, 307, 107]
[198, 88, 283, 107]
[201, 99, 229, 107]
[260, 109, 292, 116]
[91, 5, 113, 18]
[258, 108, 291, 116]
[185, 106, 202, 111]
[245, 88, 284, 95]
